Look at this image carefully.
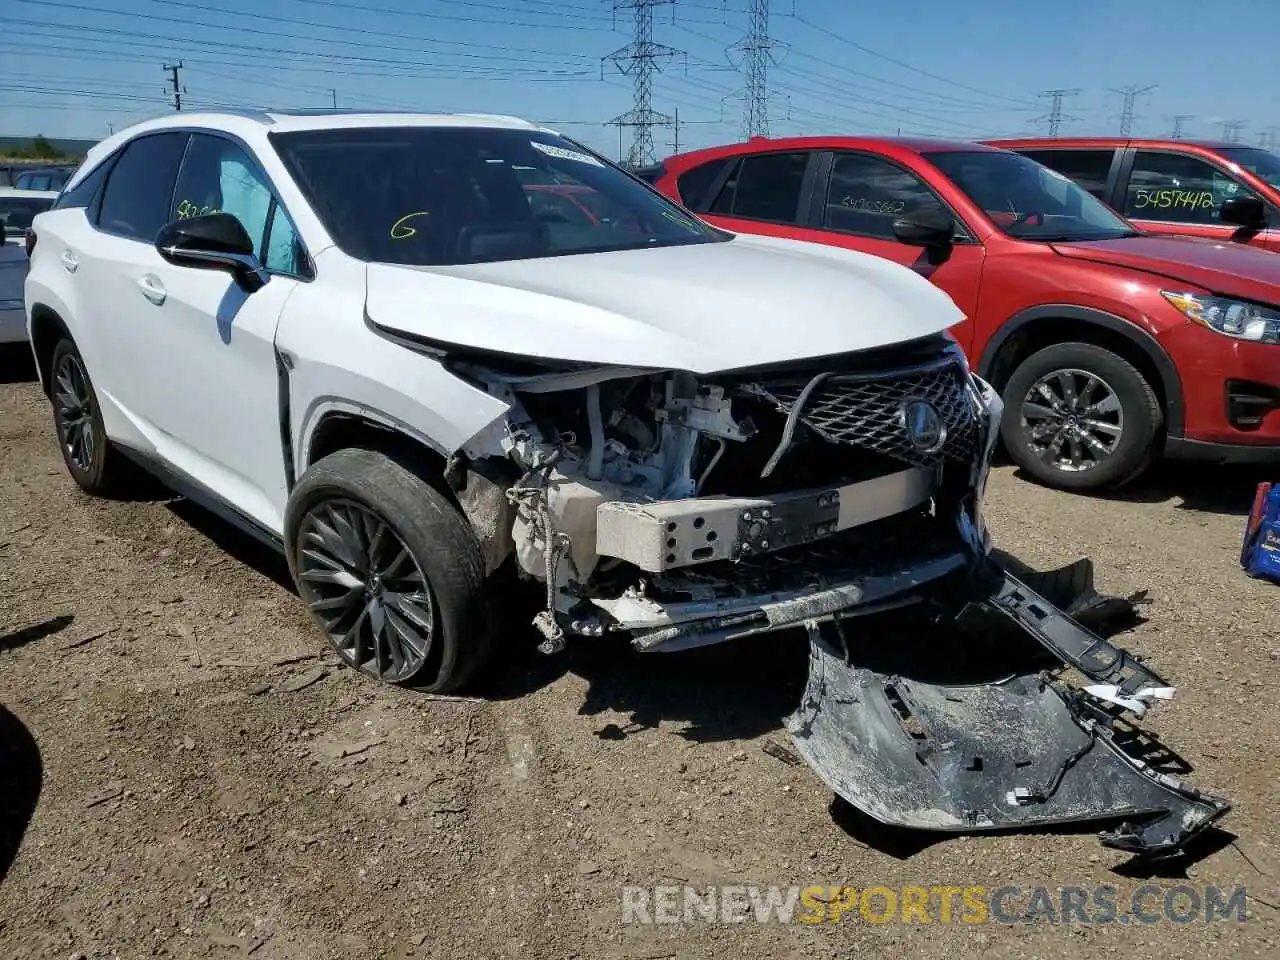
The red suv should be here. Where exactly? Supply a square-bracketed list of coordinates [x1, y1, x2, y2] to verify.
[644, 137, 1280, 490]
[987, 138, 1280, 253]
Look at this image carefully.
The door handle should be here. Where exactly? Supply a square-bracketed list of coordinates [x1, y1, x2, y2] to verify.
[136, 274, 166, 305]
[60, 249, 78, 273]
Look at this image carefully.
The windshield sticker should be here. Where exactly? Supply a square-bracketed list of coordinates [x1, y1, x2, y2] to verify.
[837, 196, 906, 215]
[390, 211, 431, 239]
[531, 141, 605, 168]
[1131, 189, 1216, 212]
[176, 199, 219, 220]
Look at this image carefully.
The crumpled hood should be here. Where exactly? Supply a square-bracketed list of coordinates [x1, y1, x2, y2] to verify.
[364, 233, 964, 372]
[1051, 235, 1280, 303]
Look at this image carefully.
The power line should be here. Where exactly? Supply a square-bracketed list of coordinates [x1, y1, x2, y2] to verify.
[604, 0, 682, 168]
[791, 13, 1037, 109]
[727, 0, 780, 138]
[1036, 88, 1080, 137]
[1108, 83, 1156, 137]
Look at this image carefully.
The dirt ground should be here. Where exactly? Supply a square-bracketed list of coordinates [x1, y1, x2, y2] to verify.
[1, 345, 1278, 960]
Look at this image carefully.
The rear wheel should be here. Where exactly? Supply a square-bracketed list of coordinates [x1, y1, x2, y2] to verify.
[284, 448, 492, 692]
[1000, 342, 1162, 491]
[49, 338, 122, 495]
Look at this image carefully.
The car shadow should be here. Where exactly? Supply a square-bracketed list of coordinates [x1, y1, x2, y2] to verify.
[0, 344, 36, 384]
[0, 704, 42, 883]
[162, 498, 294, 591]
[0, 614, 73, 653]
[1012, 460, 1273, 516]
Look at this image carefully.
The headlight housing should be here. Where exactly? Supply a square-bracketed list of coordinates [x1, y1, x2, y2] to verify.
[1162, 291, 1280, 345]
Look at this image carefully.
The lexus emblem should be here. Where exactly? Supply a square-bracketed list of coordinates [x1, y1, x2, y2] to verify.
[900, 399, 947, 454]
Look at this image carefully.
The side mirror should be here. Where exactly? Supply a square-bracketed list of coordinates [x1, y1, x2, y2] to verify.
[892, 204, 956, 247]
[1220, 196, 1267, 230]
[155, 213, 268, 293]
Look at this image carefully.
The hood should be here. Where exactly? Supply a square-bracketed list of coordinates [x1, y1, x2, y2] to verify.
[1051, 235, 1280, 303]
[363, 233, 964, 372]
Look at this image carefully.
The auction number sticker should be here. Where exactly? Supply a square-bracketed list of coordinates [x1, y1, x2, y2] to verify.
[531, 140, 605, 167]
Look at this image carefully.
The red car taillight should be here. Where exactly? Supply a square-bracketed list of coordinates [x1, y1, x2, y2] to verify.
[24, 228, 36, 258]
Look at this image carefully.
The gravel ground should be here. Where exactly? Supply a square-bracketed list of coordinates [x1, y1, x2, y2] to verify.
[1, 345, 1277, 959]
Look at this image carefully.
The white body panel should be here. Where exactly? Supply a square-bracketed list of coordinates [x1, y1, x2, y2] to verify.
[366, 233, 963, 371]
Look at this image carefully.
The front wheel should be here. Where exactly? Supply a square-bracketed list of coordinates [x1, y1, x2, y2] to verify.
[1000, 342, 1162, 492]
[284, 448, 492, 692]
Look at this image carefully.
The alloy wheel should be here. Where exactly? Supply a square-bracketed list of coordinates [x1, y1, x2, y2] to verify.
[1020, 367, 1124, 473]
[296, 499, 436, 683]
[53, 352, 96, 473]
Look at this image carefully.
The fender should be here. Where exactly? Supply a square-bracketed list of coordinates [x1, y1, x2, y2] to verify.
[975, 304, 1185, 439]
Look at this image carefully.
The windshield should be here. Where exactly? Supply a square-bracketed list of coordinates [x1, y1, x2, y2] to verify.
[0, 195, 54, 240]
[1219, 147, 1280, 192]
[271, 127, 724, 265]
[926, 150, 1138, 242]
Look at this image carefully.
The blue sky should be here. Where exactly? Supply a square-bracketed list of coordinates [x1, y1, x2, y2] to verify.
[1, 0, 1277, 159]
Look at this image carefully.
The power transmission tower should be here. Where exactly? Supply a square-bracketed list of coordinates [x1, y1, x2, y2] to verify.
[1258, 126, 1280, 151]
[604, 0, 681, 169]
[1035, 89, 1080, 137]
[1169, 114, 1194, 139]
[1109, 83, 1156, 137]
[1222, 120, 1246, 143]
[728, 0, 781, 138]
[163, 61, 184, 112]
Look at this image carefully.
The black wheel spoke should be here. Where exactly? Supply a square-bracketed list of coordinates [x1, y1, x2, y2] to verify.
[54, 353, 96, 472]
[296, 497, 435, 684]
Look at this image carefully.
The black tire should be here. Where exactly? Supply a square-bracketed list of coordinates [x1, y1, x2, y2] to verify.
[48, 337, 122, 495]
[284, 447, 491, 693]
[1000, 342, 1162, 492]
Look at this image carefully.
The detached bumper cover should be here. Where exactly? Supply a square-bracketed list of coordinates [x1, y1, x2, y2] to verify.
[787, 569, 1230, 858]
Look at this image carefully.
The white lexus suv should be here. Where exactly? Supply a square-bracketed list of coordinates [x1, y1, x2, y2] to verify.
[26, 109, 1004, 693]
[26, 112, 1235, 856]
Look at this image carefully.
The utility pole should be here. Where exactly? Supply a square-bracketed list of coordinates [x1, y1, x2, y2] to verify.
[728, 0, 781, 139]
[1222, 120, 1246, 143]
[603, 0, 681, 169]
[1169, 114, 1194, 139]
[1109, 83, 1156, 137]
[330, 88, 338, 109]
[1036, 88, 1080, 137]
[669, 106, 680, 155]
[163, 60, 184, 111]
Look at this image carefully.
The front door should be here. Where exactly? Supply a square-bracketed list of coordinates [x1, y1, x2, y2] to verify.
[1119, 149, 1280, 253]
[804, 151, 987, 353]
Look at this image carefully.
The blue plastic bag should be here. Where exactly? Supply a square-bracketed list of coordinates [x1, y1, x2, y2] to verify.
[1241, 482, 1280, 584]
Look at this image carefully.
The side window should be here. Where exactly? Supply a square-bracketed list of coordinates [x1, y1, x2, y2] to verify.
[709, 152, 808, 224]
[1019, 149, 1114, 201]
[1124, 151, 1257, 224]
[53, 158, 113, 211]
[824, 153, 943, 240]
[676, 159, 730, 211]
[172, 134, 273, 253]
[98, 133, 189, 241]
[264, 203, 306, 276]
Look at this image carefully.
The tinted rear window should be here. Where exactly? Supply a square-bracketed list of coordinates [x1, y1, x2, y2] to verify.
[98, 133, 189, 241]
[0, 196, 55, 239]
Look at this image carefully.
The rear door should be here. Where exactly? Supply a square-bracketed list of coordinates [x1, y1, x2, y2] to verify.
[694, 150, 822, 241]
[1116, 148, 1280, 251]
[803, 150, 986, 352]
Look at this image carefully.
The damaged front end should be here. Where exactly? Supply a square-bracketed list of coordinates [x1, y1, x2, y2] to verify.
[417, 328, 1227, 857]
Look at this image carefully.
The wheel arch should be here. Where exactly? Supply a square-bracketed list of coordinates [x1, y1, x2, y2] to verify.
[975, 305, 1185, 439]
[27, 302, 71, 396]
[299, 405, 454, 497]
